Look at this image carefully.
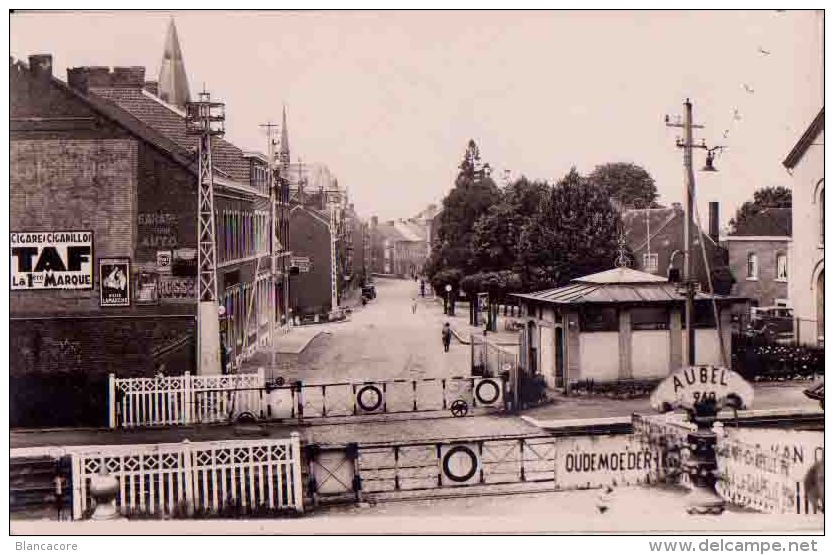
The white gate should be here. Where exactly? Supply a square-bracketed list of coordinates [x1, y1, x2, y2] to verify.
[109, 370, 265, 428]
[70, 434, 304, 519]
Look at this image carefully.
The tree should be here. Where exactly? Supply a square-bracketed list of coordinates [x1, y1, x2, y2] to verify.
[729, 186, 792, 233]
[426, 140, 500, 280]
[588, 162, 659, 209]
[470, 176, 550, 271]
[517, 168, 621, 290]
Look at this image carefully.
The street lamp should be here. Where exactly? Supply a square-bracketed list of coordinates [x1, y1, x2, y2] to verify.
[445, 284, 452, 315]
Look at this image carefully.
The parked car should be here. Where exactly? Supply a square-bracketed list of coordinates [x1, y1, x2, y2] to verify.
[748, 306, 794, 342]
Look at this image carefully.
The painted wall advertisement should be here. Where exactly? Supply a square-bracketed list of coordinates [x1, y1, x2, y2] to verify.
[10, 231, 94, 290]
[99, 258, 131, 307]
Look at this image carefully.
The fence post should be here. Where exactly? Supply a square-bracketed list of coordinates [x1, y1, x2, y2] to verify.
[181, 440, 195, 515]
[183, 372, 192, 425]
[108, 374, 117, 429]
[290, 432, 305, 513]
[71, 454, 83, 520]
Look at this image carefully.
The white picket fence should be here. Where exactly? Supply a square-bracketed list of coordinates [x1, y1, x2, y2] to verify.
[70, 435, 304, 519]
[109, 370, 266, 428]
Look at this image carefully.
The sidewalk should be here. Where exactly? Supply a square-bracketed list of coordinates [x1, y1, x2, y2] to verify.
[521, 380, 824, 427]
[423, 297, 520, 346]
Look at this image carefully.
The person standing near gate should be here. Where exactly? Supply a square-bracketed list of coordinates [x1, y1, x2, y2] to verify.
[442, 322, 452, 352]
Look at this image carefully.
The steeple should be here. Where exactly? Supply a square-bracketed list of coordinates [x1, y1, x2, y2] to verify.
[157, 18, 191, 109]
[279, 105, 291, 169]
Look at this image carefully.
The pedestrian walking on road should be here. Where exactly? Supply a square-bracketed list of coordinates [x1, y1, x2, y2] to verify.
[411, 298, 418, 314]
[442, 322, 452, 352]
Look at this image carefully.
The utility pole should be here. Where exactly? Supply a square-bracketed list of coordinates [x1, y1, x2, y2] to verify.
[665, 99, 704, 366]
[260, 121, 280, 374]
[186, 90, 225, 375]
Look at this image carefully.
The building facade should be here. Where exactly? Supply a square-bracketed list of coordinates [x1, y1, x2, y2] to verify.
[10, 49, 289, 425]
[722, 208, 791, 308]
[784, 108, 824, 346]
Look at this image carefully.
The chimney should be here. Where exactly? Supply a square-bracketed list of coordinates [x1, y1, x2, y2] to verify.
[709, 202, 719, 243]
[144, 81, 159, 96]
[111, 66, 145, 87]
[67, 66, 111, 92]
[28, 54, 52, 80]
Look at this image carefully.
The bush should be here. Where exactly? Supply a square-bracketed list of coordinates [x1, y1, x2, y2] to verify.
[732, 335, 824, 381]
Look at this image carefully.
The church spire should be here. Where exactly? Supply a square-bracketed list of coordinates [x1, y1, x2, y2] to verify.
[157, 18, 191, 109]
[279, 104, 291, 169]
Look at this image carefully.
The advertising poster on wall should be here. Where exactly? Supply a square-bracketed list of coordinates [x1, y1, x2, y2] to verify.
[99, 258, 131, 307]
[135, 271, 159, 304]
[10, 231, 94, 290]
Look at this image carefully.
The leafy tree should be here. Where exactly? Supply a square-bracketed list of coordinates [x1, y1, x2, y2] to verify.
[729, 186, 792, 233]
[517, 168, 621, 290]
[426, 140, 500, 279]
[470, 176, 550, 271]
[587, 162, 659, 209]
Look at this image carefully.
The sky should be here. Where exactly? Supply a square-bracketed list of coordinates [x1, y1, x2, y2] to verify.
[10, 10, 824, 225]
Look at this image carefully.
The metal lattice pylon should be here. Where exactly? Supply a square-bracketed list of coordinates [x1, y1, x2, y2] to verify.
[186, 91, 225, 374]
[186, 91, 225, 301]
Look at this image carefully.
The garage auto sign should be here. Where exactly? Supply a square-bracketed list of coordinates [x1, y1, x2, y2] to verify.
[11, 231, 94, 290]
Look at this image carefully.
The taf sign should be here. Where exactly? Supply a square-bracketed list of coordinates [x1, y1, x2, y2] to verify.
[650, 365, 753, 413]
[11, 231, 94, 290]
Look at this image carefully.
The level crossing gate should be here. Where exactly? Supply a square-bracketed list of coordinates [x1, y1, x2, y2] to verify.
[304, 432, 666, 505]
[109, 373, 508, 428]
[268, 375, 507, 420]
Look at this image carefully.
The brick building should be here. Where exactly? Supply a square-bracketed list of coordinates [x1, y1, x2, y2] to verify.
[10, 47, 288, 425]
[722, 208, 791, 308]
[622, 203, 733, 295]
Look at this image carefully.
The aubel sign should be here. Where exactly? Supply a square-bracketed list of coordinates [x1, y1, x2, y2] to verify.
[10, 231, 94, 290]
[650, 365, 754, 412]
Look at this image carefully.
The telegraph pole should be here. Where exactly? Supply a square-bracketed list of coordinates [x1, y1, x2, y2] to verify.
[666, 99, 703, 366]
[260, 121, 280, 374]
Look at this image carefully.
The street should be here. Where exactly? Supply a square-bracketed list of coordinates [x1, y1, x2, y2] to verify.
[274, 277, 472, 383]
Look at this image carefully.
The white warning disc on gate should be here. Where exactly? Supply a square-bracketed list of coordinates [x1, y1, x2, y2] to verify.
[440, 443, 481, 486]
[354, 383, 385, 413]
[473, 377, 503, 407]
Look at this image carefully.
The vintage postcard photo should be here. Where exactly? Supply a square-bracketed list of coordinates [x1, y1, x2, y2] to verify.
[7, 8, 824, 539]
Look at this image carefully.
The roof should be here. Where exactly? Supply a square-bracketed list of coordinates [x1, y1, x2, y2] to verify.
[728, 207, 792, 237]
[512, 266, 744, 305]
[622, 206, 680, 251]
[622, 204, 718, 250]
[783, 107, 824, 169]
[375, 222, 410, 242]
[513, 281, 741, 305]
[393, 221, 423, 242]
[574, 267, 669, 284]
[89, 87, 251, 183]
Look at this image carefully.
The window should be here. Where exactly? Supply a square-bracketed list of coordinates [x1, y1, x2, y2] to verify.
[820, 190, 825, 245]
[643, 253, 659, 274]
[580, 306, 619, 332]
[776, 252, 788, 281]
[631, 306, 669, 331]
[746, 252, 758, 280]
